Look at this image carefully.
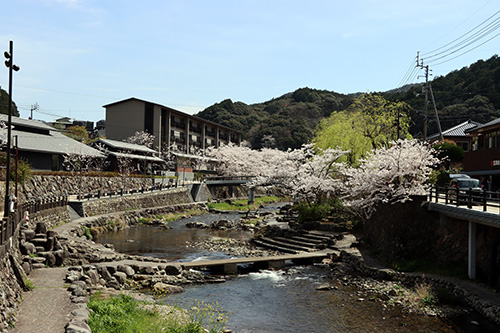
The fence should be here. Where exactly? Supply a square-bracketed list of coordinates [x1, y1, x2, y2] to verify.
[428, 186, 500, 213]
[0, 196, 67, 253]
[75, 181, 179, 200]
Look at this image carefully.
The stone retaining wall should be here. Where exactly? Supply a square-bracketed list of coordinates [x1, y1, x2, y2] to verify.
[72, 203, 207, 240]
[20, 175, 159, 201]
[81, 188, 193, 217]
[26, 207, 71, 231]
[366, 196, 500, 282]
[0, 248, 25, 331]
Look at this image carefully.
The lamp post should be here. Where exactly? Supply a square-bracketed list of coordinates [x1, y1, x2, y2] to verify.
[4, 41, 20, 217]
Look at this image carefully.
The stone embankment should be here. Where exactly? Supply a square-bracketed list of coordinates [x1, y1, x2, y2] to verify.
[21, 175, 159, 201]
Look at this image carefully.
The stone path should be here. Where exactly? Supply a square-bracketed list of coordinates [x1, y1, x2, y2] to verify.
[9, 267, 78, 333]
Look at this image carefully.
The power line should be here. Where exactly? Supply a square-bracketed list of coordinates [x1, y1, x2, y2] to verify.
[430, 31, 500, 66]
[419, 8, 500, 67]
[422, 8, 500, 57]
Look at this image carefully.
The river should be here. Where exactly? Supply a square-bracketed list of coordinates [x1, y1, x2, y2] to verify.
[96, 212, 499, 332]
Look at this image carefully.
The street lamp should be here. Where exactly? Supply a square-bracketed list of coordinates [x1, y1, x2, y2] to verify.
[4, 41, 20, 217]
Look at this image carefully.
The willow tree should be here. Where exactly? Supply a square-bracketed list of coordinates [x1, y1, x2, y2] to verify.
[313, 94, 411, 165]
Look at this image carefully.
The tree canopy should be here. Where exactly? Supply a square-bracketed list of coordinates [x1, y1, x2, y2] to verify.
[0, 87, 20, 117]
[313, 94, 411, 165]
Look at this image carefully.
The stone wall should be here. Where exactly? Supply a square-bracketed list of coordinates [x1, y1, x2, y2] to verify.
[20, 175, 159, 201]
[71, 203, 207, 241]
[81, 188, 193, 217]
[366, 196, 500, 286]
[26, 207, 71, 231]
[0, 247, 25, 331]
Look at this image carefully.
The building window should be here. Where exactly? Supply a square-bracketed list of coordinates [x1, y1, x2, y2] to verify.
[52, 155, 60, 171]
[457, 141, 469, 152]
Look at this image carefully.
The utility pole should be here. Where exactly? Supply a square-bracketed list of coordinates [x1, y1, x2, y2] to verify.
[30, 103, 39, 120]
[416, 52, 444, 142]
[429, 84, 444, 141]
[417, 52, 430, 141]
[3, 41, 20, 217]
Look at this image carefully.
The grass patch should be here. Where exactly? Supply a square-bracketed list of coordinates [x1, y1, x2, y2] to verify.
[88, 293, 228, 333]
[23, 276, 35, 291]
[207, 196, 281, 211]
[137, 208, 206, 226]
[83, 226, 92, 240]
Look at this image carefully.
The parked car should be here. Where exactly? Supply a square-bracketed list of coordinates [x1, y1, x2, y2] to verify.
[449, 173, 470, 179]
[448, 177, 483, 204]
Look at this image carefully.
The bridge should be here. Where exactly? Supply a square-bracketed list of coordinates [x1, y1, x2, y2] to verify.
[204, 176, 257, 203]
[204, 176, 255, 186]
[177, 251, 333, 274]
[426, 186, 500, 280]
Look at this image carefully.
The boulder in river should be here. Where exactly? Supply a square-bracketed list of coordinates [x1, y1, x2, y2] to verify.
[186, 222, 209, 229]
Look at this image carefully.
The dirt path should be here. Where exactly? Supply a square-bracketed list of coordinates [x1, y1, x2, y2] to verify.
[9, 267, 78, 333]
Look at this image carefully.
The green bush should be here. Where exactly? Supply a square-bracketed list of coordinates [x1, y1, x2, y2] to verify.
[293, 198, 344, 223]
[0, 153, 32, 185]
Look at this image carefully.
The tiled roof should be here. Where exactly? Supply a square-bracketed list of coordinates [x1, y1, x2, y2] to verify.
[427, 120, 481, 140]
[11, 128, 104, 157]
[466, 117, 500, 133]
[0, 114, 54, 131]
[97, 138, 157, 154]
[108, 151, 164, 163]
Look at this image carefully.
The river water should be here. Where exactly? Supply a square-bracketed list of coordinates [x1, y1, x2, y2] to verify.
[96, 212, 498, 332]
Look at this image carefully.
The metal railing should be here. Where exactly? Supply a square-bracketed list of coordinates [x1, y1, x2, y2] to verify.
[75, 181, 180, 200]
[428, 186, 500, 213]
[0, 196, 67, 248]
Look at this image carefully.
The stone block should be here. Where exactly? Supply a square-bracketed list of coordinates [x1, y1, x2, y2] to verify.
[113, 271, 127, 284]
[38, 252, 56, 267]
[118, 265, 135, 277]
[164, 264, 183, 276]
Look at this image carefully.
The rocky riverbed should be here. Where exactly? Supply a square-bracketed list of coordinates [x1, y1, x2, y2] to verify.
[21, 203, 500, 332]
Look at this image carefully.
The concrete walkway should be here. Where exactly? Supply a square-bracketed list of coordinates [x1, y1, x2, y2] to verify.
[9, 267, 78, 333]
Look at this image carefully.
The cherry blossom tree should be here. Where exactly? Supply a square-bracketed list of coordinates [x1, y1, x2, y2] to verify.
[342, 139, 440, 220]
[127, 130, 155, 148]
[208, 139, 439, 220]
[207, 143, 348, 204]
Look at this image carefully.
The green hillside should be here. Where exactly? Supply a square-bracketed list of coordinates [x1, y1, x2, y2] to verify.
[197, 88, 353, 150]
[0, 87, 19, 118]
[197, 55, 500, 150]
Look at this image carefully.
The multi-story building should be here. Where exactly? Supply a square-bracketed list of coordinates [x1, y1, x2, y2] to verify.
[103, 98, 241, 156]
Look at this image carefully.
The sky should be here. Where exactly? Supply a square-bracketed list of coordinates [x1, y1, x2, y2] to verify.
[0, 0, 499, 124]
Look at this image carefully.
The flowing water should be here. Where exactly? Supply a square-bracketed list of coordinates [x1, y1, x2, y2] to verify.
[96, 212, 499, 332]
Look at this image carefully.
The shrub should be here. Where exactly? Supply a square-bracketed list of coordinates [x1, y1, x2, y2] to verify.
[293, 198, 344, 223]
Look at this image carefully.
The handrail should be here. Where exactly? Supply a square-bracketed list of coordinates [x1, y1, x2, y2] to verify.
[428, 186, 500, 214]
[0, 195, 68, 249]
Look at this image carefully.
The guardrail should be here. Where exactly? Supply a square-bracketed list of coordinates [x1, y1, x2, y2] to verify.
[75, 182, 180, 200]
[205, 176, 254, 182]
[428, 186, 500, 213]
[0, 196, 67, 251]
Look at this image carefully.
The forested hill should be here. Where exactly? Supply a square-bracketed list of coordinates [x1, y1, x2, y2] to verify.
[199, 55, 500, 150]
[0, 87, 19, 117]
[383, 55, 500, 137]
[196, 89, 354, 150]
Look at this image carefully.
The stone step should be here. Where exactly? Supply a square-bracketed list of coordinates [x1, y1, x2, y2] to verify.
[274, 236, 319, 248]
[290, 235, 325, 244]
[257, 237, 317, 252]
[301, 232, 334, 241]
[252, 238, 299, 254]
